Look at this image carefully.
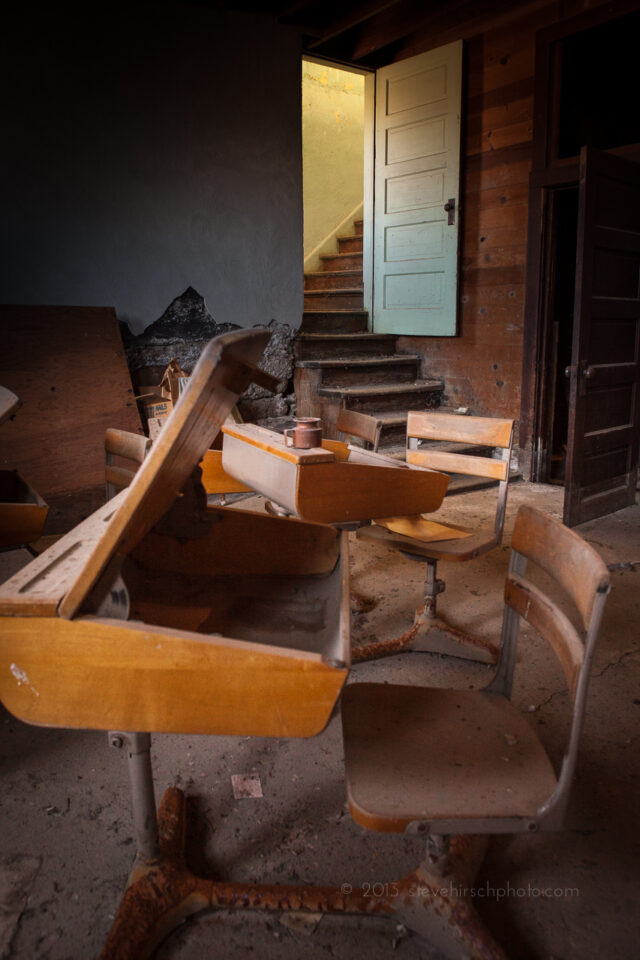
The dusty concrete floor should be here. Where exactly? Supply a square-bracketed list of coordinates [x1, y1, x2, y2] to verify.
[0, 481, 639, 959]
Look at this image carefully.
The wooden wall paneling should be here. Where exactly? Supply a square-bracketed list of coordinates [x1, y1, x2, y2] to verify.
[0, 306, 143, 500]
[391, 0, 558, 65]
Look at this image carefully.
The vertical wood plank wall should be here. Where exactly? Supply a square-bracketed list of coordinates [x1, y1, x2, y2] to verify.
[391, 1, 578, 421]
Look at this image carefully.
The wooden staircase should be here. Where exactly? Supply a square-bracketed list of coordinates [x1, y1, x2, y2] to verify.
[294, 219, 444, 448]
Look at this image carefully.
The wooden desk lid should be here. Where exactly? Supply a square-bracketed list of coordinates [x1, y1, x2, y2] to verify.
[0, 329, 270, 622]
[61, 328, 270, 620]
[221, 422, 335, 464]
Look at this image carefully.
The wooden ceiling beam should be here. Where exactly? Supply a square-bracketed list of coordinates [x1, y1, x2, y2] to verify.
[396, 0, 554, 63]
[306, 0, 404, 50]
[344, 0, 505, 61]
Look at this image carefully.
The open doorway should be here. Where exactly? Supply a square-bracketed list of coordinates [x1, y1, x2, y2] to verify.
[301, 60, 365, 276]
[538, 186, 579, 484]
[527, 3, 640, 508]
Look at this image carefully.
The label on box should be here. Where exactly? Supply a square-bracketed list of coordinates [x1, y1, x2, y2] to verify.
[144, 399, 172, 419]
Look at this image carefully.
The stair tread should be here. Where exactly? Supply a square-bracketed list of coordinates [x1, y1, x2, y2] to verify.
[305, 269, 362, 279]
[318, 379, 443, 398]
[297, 331, 391, 339]
[297, 355, 419, 368]
[320, 251, 363, 261]
[302, 310, 369, 316]
[368, 412, 410, 426]
[304, 287, 364, 295]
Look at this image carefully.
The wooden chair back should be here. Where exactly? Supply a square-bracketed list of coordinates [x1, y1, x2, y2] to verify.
[405, 411, 514, 539]
[336, 408, 383, 452]
[105, 429, 152, 501]
[489, 504, 610, 826]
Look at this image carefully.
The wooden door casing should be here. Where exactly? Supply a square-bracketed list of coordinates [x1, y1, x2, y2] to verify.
[564, 147, 640, 526]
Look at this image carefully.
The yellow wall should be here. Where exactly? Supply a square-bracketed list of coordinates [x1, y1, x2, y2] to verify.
[302, 61, 364, 265]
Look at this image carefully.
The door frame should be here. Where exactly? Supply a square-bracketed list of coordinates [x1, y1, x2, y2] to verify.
[520, 0, 640, 479]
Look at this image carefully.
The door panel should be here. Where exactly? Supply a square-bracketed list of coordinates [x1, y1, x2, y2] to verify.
[373, 43, 462, 335]
[564, 147, 640, 526]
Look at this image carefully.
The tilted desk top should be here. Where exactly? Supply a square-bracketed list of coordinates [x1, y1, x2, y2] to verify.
[0, 329, 349, 738]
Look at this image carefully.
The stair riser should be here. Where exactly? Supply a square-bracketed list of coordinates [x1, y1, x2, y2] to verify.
[295, 338, 398, 360]
[321, 253, 363, 272]
[320, 364, 420, 386]
[343, 389, 444, 414]
[378, 422, 408, 446]
[299, 312, 368, 335]
[354, 219, 363, 236]
[305, 273, 363, 291]
[304, 292, 364, 310]
[338, 236, 363, 254]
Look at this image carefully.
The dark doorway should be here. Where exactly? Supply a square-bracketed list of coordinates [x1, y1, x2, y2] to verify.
[555, 9, 640, 161]
[539, 187, 579, 484]
[523, 0, 640, 524]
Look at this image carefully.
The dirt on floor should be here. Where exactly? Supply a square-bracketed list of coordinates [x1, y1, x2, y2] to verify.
[0, 481, 638, 959]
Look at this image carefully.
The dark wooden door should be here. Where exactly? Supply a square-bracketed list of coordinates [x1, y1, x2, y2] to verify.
[564, 147, 640, 526]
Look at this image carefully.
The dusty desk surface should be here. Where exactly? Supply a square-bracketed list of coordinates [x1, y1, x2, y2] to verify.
[222, 421, 450, 524]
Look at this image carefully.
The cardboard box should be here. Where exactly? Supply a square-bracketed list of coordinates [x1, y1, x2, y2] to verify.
[137, 360, 189, 440]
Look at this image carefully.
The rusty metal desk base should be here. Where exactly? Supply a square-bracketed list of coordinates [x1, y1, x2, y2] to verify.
[101, 787, 507, 960]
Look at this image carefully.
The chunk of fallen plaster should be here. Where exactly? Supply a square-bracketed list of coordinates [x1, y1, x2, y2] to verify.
[231, 773, 263, 799]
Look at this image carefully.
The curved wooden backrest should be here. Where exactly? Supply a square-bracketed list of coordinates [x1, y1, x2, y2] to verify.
[407, 411, 514, 447]
[59, 328, 270, 620]
[105, 428, 152, 500]
[336, 408, 383, 452]
[406, 412, 514, 482]
[505, 505, 610, 700]
[510, 504, 610, 630]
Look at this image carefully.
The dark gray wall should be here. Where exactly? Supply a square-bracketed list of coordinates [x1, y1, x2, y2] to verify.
[1, 4, 303, 333]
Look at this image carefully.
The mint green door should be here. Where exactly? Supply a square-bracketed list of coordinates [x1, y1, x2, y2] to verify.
[372, 42, 462, 335]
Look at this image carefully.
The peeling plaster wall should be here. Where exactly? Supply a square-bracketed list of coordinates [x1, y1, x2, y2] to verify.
[0, 4, 303, 334]
[302, 62, 364, 262]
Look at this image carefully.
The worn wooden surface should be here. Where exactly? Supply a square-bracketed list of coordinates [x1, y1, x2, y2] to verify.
[407, 448, 509, 481]
[200, 450, 252, 496]
[222, 425, 449, 523]
[296, 460, 449, 523]
[222, 423, 335, 464]
[510, 503, 610, 629]
[131, 504, 342, 579]
[0, 615, 347, 737]
[58, 330, 270, 620]
[359, 521, 497, 562]
[407, 411, 514, 448]
[375, 517, 470, 542]
[505, 574, 582, 700]
[0, 306, 143, 498]
[342, 683, 557, 832]
[0, 490, 128, 616]
[336, 408, 382, 450]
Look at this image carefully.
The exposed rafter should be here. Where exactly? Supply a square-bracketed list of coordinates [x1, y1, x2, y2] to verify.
[306, 0, 404, 50]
